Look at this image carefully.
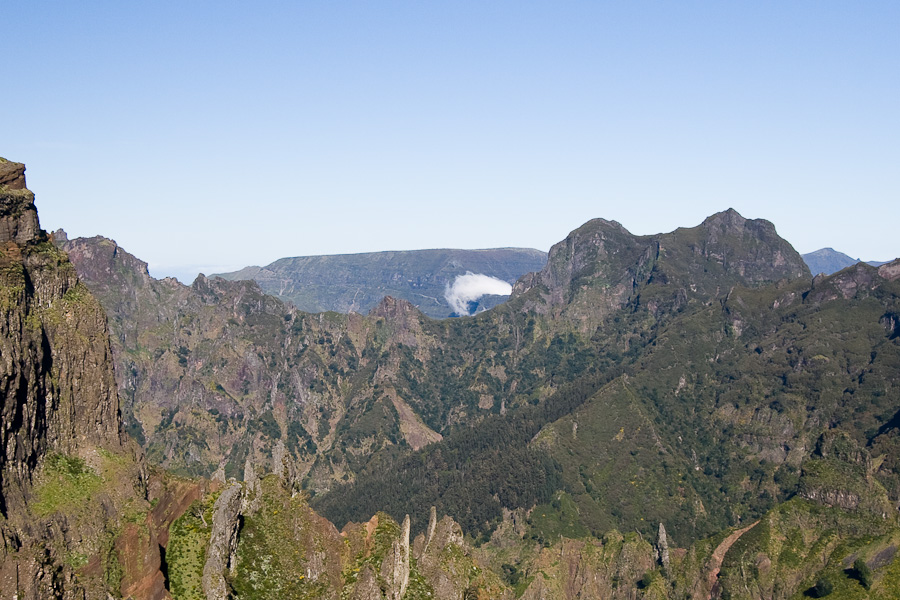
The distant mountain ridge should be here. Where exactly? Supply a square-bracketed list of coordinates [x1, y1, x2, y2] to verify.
[214, 247, 548, 319]
[802, 247, 889, 275]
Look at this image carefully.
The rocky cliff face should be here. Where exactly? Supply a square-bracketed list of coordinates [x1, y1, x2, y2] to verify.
[512, 208, 809, 332]
[0, 159, 27, 190]
[0, 159, 123, 514]
[0, 159, 137, 598]
[57, 234, 350, 479]
[0, 160, 38, 244]
[805, 258, 900, 304]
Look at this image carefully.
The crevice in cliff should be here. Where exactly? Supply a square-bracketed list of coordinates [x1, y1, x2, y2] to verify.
[36, 329, 53, 457]
[159, 543, 170, 590]
[1, 373, 31, 519]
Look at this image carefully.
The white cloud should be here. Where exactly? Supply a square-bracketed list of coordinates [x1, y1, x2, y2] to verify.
[444, 272, 512, 315]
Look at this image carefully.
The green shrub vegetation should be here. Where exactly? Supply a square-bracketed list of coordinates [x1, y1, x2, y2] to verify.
[811, 577, 834, 597]
[166, 491, 220, 600]
[32, 454, 103, 517]
[230, 477, 330, 600]
[853, 557, 874, 589]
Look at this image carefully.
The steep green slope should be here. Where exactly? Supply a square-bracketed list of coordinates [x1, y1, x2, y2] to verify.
[527, 260, 900, 545]
[716, 444, 900, 599]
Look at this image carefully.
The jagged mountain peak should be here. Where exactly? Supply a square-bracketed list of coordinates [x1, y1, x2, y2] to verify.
[369, 294, 421, 319]
[679, 207, 782, 245]
[693, 207, 784, 244]
[513, 208, 808, 330]
[0, 157, 27, 190]
[806, 257, 900, 303]
[190, 271, 275, 307]
[698, 206, 747, 229]
[571, 216, 631, 235]
[668, 208, 807, 281]
[0, 159, 41, 246]
[55, 232, 153, 286]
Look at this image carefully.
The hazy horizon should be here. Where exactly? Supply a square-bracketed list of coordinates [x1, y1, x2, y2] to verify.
[5, 2, 898, 281]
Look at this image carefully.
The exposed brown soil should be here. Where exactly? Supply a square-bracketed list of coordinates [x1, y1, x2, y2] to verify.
[707, 521, 759, 599]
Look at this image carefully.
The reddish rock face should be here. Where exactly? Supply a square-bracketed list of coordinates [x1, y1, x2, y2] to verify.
[0, 159, 26, 190]
[148, 477, 206, 548]
[116, 523, 170, 600]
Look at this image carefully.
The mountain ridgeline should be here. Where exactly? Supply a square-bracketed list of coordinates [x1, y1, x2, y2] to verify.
[214, 247, 548, 319]
[7, 152, 900, 599]
[802, 247, 889, 275]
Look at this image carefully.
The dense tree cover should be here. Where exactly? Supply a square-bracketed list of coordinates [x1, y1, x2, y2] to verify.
[853, 558, 874, 589]
[312, 364, 622, 536]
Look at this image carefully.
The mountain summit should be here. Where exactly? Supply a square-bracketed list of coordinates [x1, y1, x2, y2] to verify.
[512, 208, 809, 330]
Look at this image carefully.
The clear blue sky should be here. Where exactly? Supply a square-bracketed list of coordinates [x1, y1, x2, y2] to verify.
[5, 1, 899, 282]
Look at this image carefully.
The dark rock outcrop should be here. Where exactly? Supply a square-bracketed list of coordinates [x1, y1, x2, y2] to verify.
[0, 166, 39, 244]
[0, 158, 26, 190]
[657, 522, 670, 575]
[805, 258, 900, 304]
[202, 482, 243, 600]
